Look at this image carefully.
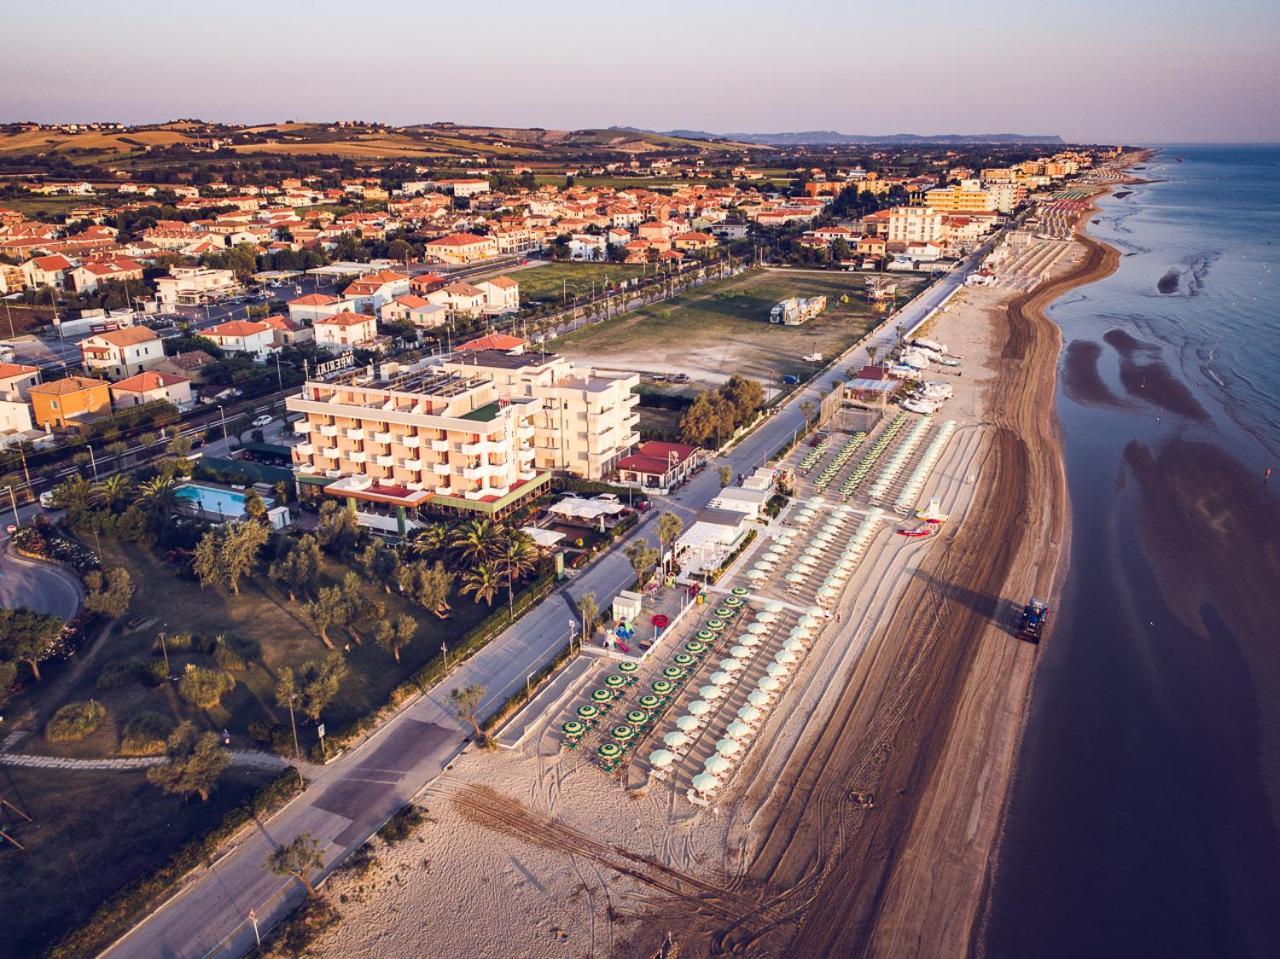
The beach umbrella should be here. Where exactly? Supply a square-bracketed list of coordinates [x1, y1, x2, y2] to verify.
[725, 597, 745, 608]
[704, 754, 731, 776]
[699, 684, 724, 701]
[738, 633, 762, 648]
[807, 605, 825, 617]
[708, 671, 731, 686]
[737, 704, 763, 724]
[663, 666, 685, 680]
[639, 694, 662, 709]
[715, 606, 734, 618]
[619, 661, 638, 673]
[591, 689, 612, 702]
[652, 680, 674, 694]
[720, 657, 745, 673]
[725, 719, 752, 740]
[562, 720, 586, 736]
[688, 699, 711, 716]
[649, 748, 675, 769]
[766, 662, 789, 678]
[785, 572, 805, 584]
[627, 710, 649, 725]
[817, 587, 838, 601]
[692, 772, 719, 794]
[716, 737, 743, 757]
[696, 629, 715, 641]
[605, 674, 625, 688]
[664, 730, 690, 749]
[757, 675, 782, 693]
[577, 704, 599, 719]
[775, 649, 798, 665]
[747, 689, 772, 708]
[746, 568, 768, 580]
[707, 619, 726, 631]
[676, 714, 700, 732]
[684, 641, 706, 654]
[765, 601, 785, 613]
[731, 587, 749, 597]
[729, 644, 751, 658]
[756, 610, 778, 624]
[746, 622, 769, 635]
[598, 743, 622, 759]
[674, 653, 694, 666]
[783, 637, 805, 654]
[798, 614, 820, 629]
[611, 725, 635, 741]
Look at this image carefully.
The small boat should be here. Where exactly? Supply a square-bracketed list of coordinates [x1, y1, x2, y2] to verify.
[896, 526, 933, 539]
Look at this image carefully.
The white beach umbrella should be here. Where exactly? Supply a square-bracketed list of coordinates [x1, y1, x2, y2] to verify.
[729, 644, 750, 658]
[747, 689, 772, 708]
[708, 671, 731, 687]
[737, 704, 763, 724]
[720, 657, 746, 673]
[692, 772, 719, 794]
[746, 568, 768, 580]
[746, 622, 769, 635]
[704, 754, 731, 776]
[715, 737, 743, 757]
[699, 684, 724, 701]
[725, 719, 752, 740]
[738, 633, 762, 648]
[798, 615, 820, 629]
[688, 699, 711, 716]
[649, 749, 675, 768]
[784, 572, 805, 584]
[766, 661, 790, 678]
[775, 649, 798, 665]
[807, 605, 825, 617]
[757, 675, 782, 693]
[783, 637, 805, 653]
[765, 601, 785, 613]
[676, 715, 700, 732]
[664, 730, 690, 749]
[817, 587, 838, 601]
[756, 610, 778, 624]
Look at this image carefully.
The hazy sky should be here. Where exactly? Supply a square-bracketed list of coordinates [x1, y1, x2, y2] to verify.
[4, 0, 1278, 143]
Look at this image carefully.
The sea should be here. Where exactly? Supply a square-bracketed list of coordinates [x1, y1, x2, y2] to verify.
[983, 144, 1280, 958]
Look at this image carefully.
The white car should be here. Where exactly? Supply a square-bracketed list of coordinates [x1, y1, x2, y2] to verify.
[251, 414, 274, 428]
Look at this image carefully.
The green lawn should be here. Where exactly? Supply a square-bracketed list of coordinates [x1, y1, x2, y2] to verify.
[491, 262, 649, 306]
[0, 764, 272, 959]
[556, 268, 929, 389]
[17, 536, 494, 761]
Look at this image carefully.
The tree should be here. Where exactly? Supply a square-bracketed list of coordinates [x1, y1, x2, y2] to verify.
[316, 500, 359, 554]
[409, 522, 449, 560]
[269, 534, 321, 601]
[718, 465, 733, 487]
[242, 488, 267, 523]
[83, 567, 134, 619]
[460, 562, 502, 607]
[146, 721, 230, 802]
[397, 561, 454, 618]
[723, 374, 765, 428]
[92, 474, 133, 512]
[305, 585, 353, 648]
[298, 652, 346, 721]
[450, 684, 487, 743]
[624, 540, 659, 587]
[0, 607, 64, 681]
[178, 664, 236, 710]
[138, 475, 179, 515]
[275, 667, 303, 763]
[193, 522, 269, 595]
[577, 592, 598, 640]
[656, 511, 684, 574]
[51, 475, 94, 520]
[495, 531, 537, 612]
[450, 518, 503, 565]
[267, 833, 326, 897]
[376, 613, 416, 663]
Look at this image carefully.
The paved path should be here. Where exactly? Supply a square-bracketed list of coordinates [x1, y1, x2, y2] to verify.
[100, 253, 983, 959]
[0, 749, 291, 772]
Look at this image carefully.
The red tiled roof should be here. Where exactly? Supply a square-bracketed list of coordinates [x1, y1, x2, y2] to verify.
[456, 333, 526, 353]
[205, 320, 271, 338]
[112, 371, 190, 392]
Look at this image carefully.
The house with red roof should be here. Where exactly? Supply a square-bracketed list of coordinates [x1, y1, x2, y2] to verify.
[313, 311, 378, 351]
[423, 232, 498, 265]
[69, 256, 144, 293]
[110, 371, 193, 410]
[342, 270, 410, 312]
[456, 333, 527, 354]
[379, 294, 448, 329]
[261, 314, 313, 347]
[202, 319, 276, 359]
[615, 440, 705, 493]
[22, 254, 74, 289]
[80, 326, 164, 380]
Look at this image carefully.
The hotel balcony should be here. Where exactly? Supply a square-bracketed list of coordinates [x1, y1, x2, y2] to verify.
[293, 421, 312, 435]
[346, 428, 365, 441]
[434, 484, 453, 496]
[462, 463, 493, 481]
[375, 454, 395, 468]
[401, 457, 424, 471]
[348, 451, 367, 464]
[321, 446, 341, 460]
[430, 438, 450, 453]
[318, 424, 339, 438]
[432, 461, 452, 476]
[517, 424, 535, 441]
[373, 431, 394, 445]
[294, 443, 314, 456]
[518, 468, 538, 482]
[400, 435, 422, 449]
[519, 447, 536, 462]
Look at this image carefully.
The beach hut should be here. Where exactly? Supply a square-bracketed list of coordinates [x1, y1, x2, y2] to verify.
[704, 754, 731, 776]
[716, 737, 743, 757]
[664, 730, 690, 749]
[688, 699, 711, 716]
[649, 749, 675, 769]
[692, 772, 719, 795]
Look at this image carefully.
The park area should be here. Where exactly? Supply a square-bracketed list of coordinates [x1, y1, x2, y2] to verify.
[488, 261, 648, 307]
[556, 268, 930, 389]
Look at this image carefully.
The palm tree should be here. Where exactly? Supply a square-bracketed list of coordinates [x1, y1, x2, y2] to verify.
[138, 476, 179, 516]
[460, 562, 502, 607]
[92, 474, 133, 513]
[450, 518, 503, 565]
[495, 531, 537, 613]
[51, 475, 93, 516]
[409, 522, 449, 560]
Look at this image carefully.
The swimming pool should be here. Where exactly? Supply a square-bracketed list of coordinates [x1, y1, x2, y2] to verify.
[175, 483, 273, 520]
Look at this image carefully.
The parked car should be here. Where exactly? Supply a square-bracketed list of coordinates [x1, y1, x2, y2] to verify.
[251, 414, 274, 428]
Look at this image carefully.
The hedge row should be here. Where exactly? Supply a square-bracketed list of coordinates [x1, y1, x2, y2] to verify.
[48, 768, 300, 959]
[481, 639, 574, 735]
[707, 529, 758, 586]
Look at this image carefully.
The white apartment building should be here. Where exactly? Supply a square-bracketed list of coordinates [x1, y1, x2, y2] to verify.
[79, 327, 165, 380]
[314, 311, 379, 351]
[155, 266, 239, 307]
[441, 350, 639, 480]
[286, 367, 547, 518]
[202, 319, 277, 359]
[886, 206, 944, 246]
[0, 393, 35, 447]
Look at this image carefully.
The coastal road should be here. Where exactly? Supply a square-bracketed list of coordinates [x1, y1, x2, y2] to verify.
[0, 508, 82, 620]
[101, 253, 982, 959]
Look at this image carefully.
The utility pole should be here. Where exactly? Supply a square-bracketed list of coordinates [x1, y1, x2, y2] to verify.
[3, 485, 18, 528]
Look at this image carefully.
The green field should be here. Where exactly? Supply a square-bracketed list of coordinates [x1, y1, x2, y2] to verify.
[0, 764, 272, 958]
[557, 268, 929, 388]
[493, 262, 649, 306]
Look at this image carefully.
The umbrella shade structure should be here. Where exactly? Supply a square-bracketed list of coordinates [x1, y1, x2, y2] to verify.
[673, 653, 695, 666]
[688, 699, 711, 716]
[775, 649, 798, 664]
[738, 633, 762, 648]
[725, 596, 745, 608]
[766, 662, 790, 678]
[619, 661, 638, 673]
[789, 624, 813, 639]
[731, 587, 749, 596]
[704, 754, 731, 776]
[716, 737, 743, 757]
[692, 772, 719, 794]
[766, 601, 785, 613]
[816, 587, 838, 600]
[714, 607, 734, 618]
[611, 725, 635, 741]
[649, 749, 675, 768]
[591, 689, 613, 702]
[651, 614, 670, 629]
[729, 645, 751, 658]
[757, 675, 782, 693]
[747, 690, 772, 708]
[808, 605, 826, 617]
[664, 730, 690, 749]
[707, 619, 726, 631]
[737, 704, 763, 724]
[746, 622, 770, 635]
[577, 704, 600, 719]
[708, 671, 731, 686]
[606, 675, 626, 688]
[638, 695, 661, 710]
[598, 743, 622, 759]
[627, 710, 649, 725]
[725, 719, 752, 739]
[562, 720, 586, 736]
[798, 614, 820, 629]
[663, 666, 685, 680]
[785, 573, 806, 584]
[696, 629, 715, 641]
[684, 641, 706, 654]
[676, 715, 700, 732]
[756, 610, 778, 624]
[720, 657, 746, 673]
[652, 680, 674, 694]
[699, 684, 724, 701]
[752, 559, 776, 571]
[746, 569, 768, 580]
[783, 637, 806, 653]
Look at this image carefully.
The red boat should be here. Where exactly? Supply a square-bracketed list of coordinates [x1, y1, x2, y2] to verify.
[896, 526, 933, 539]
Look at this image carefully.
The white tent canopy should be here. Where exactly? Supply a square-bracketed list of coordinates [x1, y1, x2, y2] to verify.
[546, 496, 627, 521]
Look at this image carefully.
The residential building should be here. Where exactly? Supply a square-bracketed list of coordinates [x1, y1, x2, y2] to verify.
[427, 281, 487, 318]
[380, 295, 448, 329]
[672, 231, 717, 252]
[923, 182, 997, 214]
[0, 393, 35, 447]
[287, 292, 348, 325]
[22, 254, 74, 289]
[202, 319, 276, 358]
[153, 350, 215, 382]
[110, 371, 193, 409]
[442, 350, 639, 480]
[69, 256, 144, 293]
[567, 234, 606, 260]
[616, 440, 704, 493]
[475, 276, 520, 314]
[79, 327, 164, 379]
[286, 367, 548, 520]
[456, 333, 527, 354]
[886, 206, 944, 246]
[314, 311, 378, 351]
[262, 314, 313, 347]
[29, 375, 111, 428]
[0, 362, 41, 399]
[155, 266, 239, 307]
[342, 270, 410, 312]
[423, 232, 498, 265]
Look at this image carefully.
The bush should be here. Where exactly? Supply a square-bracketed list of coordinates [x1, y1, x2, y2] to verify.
[46, 700, 107, 743]
[213, 635, 259, 672]
[145, 658, 169, 685]
[178, 665, 235, 710]
[377, 803, 427, 846]
[120, 711, 173, 756]
[258, 894, 339, 959]
[96, 659, 147, 690]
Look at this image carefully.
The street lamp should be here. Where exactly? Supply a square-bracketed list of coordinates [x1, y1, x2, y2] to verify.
[2, 484, 19, 528]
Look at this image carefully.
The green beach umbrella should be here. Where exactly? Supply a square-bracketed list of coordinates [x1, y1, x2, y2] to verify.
[652, 680, 674, 694]
[627, 709, 649, 725]
[618, 661, 638, 673]
[591, 689, 612, 702]
[562, 720, 585, 736]
[639, 695, 660, 710]
[685, 640, 706, 653]
[577, 704, 599, 719]
[674, 653, 694, 666]
[605, 674, 625, 688]
[663, 666, 685, 680]
[599, 742, 622, 759]
[611, 725, 635, 741]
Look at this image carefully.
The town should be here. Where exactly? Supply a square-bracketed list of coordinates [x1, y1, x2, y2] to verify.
[0, 117, 1122, 959]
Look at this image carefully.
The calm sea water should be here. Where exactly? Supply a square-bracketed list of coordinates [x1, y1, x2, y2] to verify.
[984, 145, 1280, 958]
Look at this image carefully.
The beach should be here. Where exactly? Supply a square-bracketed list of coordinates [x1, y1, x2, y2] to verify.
[303, 188, 1130, 959]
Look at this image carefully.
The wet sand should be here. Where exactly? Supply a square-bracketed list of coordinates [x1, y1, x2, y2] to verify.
[1063, 339, 1124, 407]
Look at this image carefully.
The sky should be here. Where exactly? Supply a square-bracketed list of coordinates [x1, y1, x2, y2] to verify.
[3, 0, 1279, 143]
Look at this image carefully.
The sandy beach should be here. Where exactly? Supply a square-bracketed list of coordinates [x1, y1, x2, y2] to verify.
[303, 193, 1130, 959]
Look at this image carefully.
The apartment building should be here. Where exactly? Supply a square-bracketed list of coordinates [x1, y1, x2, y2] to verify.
[202, 319, 276, 359]
[286, 366, 548, 518]
[314, 311, 379, 351]
[29, 375, 111, 428]
[885, 206, 944, 246]
[923, 181, 996, 214]
[423, 232, 498, 265]
[155, 266, 239, 307]
[79, 326, 165, 379]
[0, 362, 41, 399]
[442, 350, 639, 480]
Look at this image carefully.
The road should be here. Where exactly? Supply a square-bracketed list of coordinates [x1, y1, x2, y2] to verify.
[0, 536, 82, 620]
[99, 257, 977, 959]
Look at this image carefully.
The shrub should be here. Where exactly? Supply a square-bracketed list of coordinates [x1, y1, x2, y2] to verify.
[213, 639, 247, 673]
[377, 803, 428, 846]
[144, 658, 169, 685]
[120, 711, 172, 756]
[96, 659, 147, 690]
[177, 665, 235, 710]
[46, 700, 106, 743]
